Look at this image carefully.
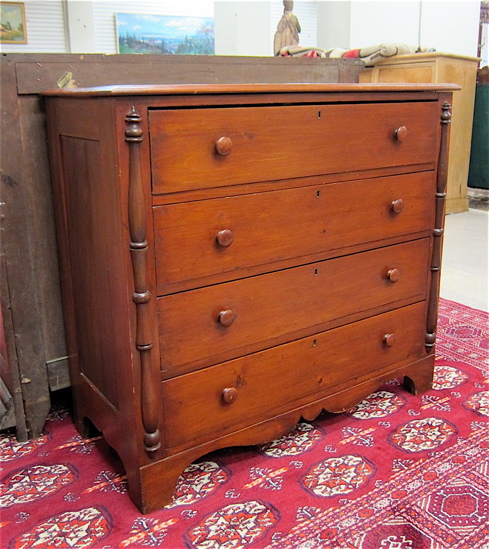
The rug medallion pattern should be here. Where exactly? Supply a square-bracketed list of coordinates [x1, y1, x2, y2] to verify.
[0, 299, 487, 548]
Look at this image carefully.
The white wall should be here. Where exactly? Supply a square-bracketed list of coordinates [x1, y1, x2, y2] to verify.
[317, 1, 350, 50]
[349, 1, 421, 49]
[215, 1, 271, 55]
[337, 1, 480, 59]
[215, 1, 481, 59]
[0, 0, 481, 60]
[418, 1, 480, 58]
[65, 0, 96, 53]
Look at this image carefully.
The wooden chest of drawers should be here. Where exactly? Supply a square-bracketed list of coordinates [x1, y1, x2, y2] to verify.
[44, 83, 455, 513]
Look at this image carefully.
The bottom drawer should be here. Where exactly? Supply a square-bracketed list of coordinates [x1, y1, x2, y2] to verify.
[161, 301, 426, 450]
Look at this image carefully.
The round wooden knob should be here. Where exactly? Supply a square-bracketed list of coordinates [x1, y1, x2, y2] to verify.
[215, 136, 233, 156]
[383, 333, 396, 347]
[395, 126, 408, 142]
[218, 309, 236, 327]
[222, 387, 238, 404]
[387, 268, 400, 283]
[216, 229, 234, 247]
[390, 199, 404, 214]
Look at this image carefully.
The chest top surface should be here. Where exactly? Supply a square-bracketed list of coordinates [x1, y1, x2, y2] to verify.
[43, 82, 459, 95]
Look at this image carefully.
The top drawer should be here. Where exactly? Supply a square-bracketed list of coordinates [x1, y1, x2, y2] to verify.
[149, 101, 438, 194]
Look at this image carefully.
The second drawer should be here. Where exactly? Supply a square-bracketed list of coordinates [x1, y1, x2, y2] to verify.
[158, 238, 430, 374]
[153, 172, 435, 292]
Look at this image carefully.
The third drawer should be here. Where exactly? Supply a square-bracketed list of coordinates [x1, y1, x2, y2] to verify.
[158, 238, 431, 374]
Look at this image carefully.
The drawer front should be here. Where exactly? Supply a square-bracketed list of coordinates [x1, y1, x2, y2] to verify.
[154, 172, 434, 291]
[150, 102, 438, 194]
[158, 238, 430, 373]
[161, 302, 427, 449]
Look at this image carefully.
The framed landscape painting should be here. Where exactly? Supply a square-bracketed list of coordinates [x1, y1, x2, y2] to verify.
[0, 2, 27, 44]
[116, 13, 214, 55]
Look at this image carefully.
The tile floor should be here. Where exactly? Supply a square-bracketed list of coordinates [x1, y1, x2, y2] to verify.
[441, 207, 489, 312]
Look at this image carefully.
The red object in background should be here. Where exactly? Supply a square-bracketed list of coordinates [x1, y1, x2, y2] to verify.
[343, 49, 361, 58]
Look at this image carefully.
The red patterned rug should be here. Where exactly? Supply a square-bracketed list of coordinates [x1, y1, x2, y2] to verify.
[1, 299, 488, 549]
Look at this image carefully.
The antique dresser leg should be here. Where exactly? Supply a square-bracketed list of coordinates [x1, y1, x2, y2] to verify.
[72, 415, 92, 438]
[403, 356, 435, 395]
[137, 454, 206, 514]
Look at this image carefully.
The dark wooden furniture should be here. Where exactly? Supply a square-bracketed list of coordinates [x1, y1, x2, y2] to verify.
[0, 54, 363, 440]
[44, 83, 455, 513]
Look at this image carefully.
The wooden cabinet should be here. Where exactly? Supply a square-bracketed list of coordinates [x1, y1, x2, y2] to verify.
[360, 53, 479, 214]
[44, 83, 455, 513]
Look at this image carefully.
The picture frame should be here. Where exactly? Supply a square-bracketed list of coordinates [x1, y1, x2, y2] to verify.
[0, 2, 27, 44]
[116, 13, 214, 55]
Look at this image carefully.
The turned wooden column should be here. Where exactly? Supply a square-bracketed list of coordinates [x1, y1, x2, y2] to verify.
[426, 101, 452, 352]
[125, 107, 161, 454]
